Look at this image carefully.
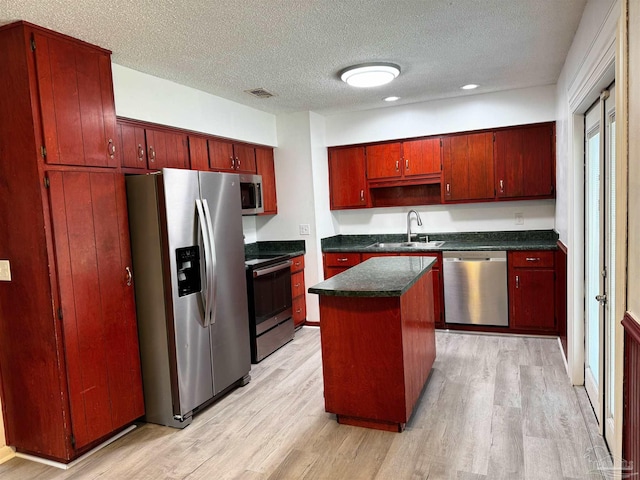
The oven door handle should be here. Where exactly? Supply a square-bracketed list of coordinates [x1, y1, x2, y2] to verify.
[202, 198, 218, 325]
[195, 199, 213, 327]
[253, 260, 292, 278]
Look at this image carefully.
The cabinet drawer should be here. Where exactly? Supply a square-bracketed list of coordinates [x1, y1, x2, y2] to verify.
[291, 271, 305, 298]
[293, 296, 306, 326]
[291, 255, 305, 273]
[324, 252, 361, 267]
[511, 251, 554, 268]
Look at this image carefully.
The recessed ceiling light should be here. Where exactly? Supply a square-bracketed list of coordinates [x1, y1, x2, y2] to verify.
[383, 96, 400, 102]
[461, 84, 479, 90]
[340, 63, 401, 88]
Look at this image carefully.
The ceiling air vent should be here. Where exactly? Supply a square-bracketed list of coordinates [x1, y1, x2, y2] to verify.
[245, 88, 275, 99]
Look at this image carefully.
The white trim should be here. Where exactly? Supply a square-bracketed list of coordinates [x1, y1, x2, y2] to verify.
[14, 425, 136, 470]
[0, 445, 15, 465]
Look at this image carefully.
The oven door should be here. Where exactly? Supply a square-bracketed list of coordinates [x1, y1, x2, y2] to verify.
[251, 260, 292, 334]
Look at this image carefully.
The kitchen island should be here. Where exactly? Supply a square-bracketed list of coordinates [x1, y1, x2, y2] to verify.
[308, 256, 436, 432]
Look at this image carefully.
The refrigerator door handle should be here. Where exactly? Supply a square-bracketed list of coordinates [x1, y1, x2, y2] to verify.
[195, 199, 213, 326]
[202, 198, 218, 325]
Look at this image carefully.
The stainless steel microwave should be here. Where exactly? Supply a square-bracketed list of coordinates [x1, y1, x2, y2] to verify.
[239, 174, 264, 215]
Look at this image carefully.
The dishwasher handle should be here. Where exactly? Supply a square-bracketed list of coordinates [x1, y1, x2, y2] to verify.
[443, 256, 506, 262]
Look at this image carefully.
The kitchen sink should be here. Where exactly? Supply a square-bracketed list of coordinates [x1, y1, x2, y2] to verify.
[369, 241, 445, 249]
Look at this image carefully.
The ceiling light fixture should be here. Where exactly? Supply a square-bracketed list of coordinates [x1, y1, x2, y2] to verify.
[383, 96, 400, 102]
[461, 84, 479, 90]
[340, 63, 401, 88]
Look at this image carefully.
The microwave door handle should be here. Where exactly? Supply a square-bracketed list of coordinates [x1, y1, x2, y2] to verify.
[195, 199, 213, 327]
[202, 199, 218, 325]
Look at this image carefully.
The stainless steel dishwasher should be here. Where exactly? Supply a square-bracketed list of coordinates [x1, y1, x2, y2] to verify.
[443, 251, 508, 326]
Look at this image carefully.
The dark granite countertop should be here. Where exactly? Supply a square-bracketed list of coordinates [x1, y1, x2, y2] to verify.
[244, 240, 306, 258]
[308, 256, 436, 297]
[321, 230, 559, 253]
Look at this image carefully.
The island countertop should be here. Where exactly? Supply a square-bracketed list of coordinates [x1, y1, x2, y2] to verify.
[308, 256, 436, 298]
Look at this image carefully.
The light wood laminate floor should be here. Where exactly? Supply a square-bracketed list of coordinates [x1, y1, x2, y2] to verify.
[0, 327, 611, 479]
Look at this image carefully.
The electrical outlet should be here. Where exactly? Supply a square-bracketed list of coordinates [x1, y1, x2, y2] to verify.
[515, 213, 524, 225]
[0, 260, 11, 281]
[299, 224, 311, 235]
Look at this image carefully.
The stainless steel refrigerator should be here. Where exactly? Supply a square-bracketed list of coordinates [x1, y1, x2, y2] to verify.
[126, 168, 251, 428]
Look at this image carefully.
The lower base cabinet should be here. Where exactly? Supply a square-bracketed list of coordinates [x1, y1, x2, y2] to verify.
[291, 255, 307, 326]
[508, 251, 556, 332]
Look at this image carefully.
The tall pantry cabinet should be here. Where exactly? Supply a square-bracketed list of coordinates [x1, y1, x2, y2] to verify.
[0, 21, 144, 462]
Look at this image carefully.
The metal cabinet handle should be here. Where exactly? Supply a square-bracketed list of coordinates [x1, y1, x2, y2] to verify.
[108, 138, 116, 158]
[360, 189, 365, 202]
[148, 146, 156, 162]
[499, 179, 504, 192]
[295, 283, 301, 288]
[295, 261, 301, 267]
[405, 159, 409, 170]
[137, 144, 144, 161]
[337, 258, 349, 262]
[296, 308, 302, 314]
[515, 275, 520, 289]
[395, 160, 399, 171]
[596, 294, 607, 305]
[125, 267, 133, 286]
[446, 183, 451, 194]
[230, 156, 235, 169]
[525, 257, 541, 262]
[235, 157, 240, 170]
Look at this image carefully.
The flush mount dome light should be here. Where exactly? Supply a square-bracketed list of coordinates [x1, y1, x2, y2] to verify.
[461, 84, 479, 90]
[340, 63, 401, 88]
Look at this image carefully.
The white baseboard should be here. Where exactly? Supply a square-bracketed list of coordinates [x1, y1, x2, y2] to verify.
[0, 445, 16, 465]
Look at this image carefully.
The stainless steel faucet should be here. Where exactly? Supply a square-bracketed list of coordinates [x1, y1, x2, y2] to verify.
[406, 209, 423, 242]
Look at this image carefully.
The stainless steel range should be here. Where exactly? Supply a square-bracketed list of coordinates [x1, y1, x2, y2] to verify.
[245, 254, 294, 363]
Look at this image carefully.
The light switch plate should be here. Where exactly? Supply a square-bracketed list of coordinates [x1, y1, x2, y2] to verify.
[0, 260, 11, 281]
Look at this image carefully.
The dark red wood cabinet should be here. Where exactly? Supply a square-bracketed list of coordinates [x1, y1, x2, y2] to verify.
[118, 120, 189, 171]
[508, 251, 556, 331]
[495, 123, 555, 199]
[256, 147, 278, 215]
[328, 146, 369, 210]
[366, 139, 440, 183]
[442, 132, 494, 202]
[208, 138, 257, 173]
[0, 21, 144, 462]
[32, 29, 118, 168]
[290, 255, 307, 327]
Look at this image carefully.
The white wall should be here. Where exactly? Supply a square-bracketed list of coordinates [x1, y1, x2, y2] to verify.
[111, 64, 277, 146]
[256, 112, 324, 322]
[325, 85, 556, 146]
[334, 200, 555, 235]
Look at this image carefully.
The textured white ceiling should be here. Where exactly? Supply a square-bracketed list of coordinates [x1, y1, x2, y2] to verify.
[1, 0, 587, 115]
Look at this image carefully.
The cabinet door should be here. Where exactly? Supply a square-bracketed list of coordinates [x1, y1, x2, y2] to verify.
[47, 171, 143, 450]
[188, 135, 210, 171]
[233, 143, 257, 173]
[403, 138, 441, 177]
[118, 123, 146, 169]
[510, 268, 555, 331]
[495, 123, 554, 198]
[208, 139, 235, 171]
[442, 133, 493, 201]
[366, 143, 402, 180]
[34, 32, 117, 168]
[256, 147, 277, 214]
[146, 129, 189, 170]
[328, 147, 368, 209]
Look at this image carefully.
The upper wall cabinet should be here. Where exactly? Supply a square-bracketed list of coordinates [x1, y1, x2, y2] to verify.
[208, 138, 257, 174]
[442, 132, 494, 202]
[256, 147, 278, 215]
[118, 120, 189, 171]
[329, 146, 369, 209]
[32, 27, 118, 168]
[366, 138, 440, 184]
[495, 123, 555, 199]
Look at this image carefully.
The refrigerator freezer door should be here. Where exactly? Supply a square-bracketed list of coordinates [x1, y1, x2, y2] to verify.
[162, 169, 215, 417]
[198, 171, 251, 395]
